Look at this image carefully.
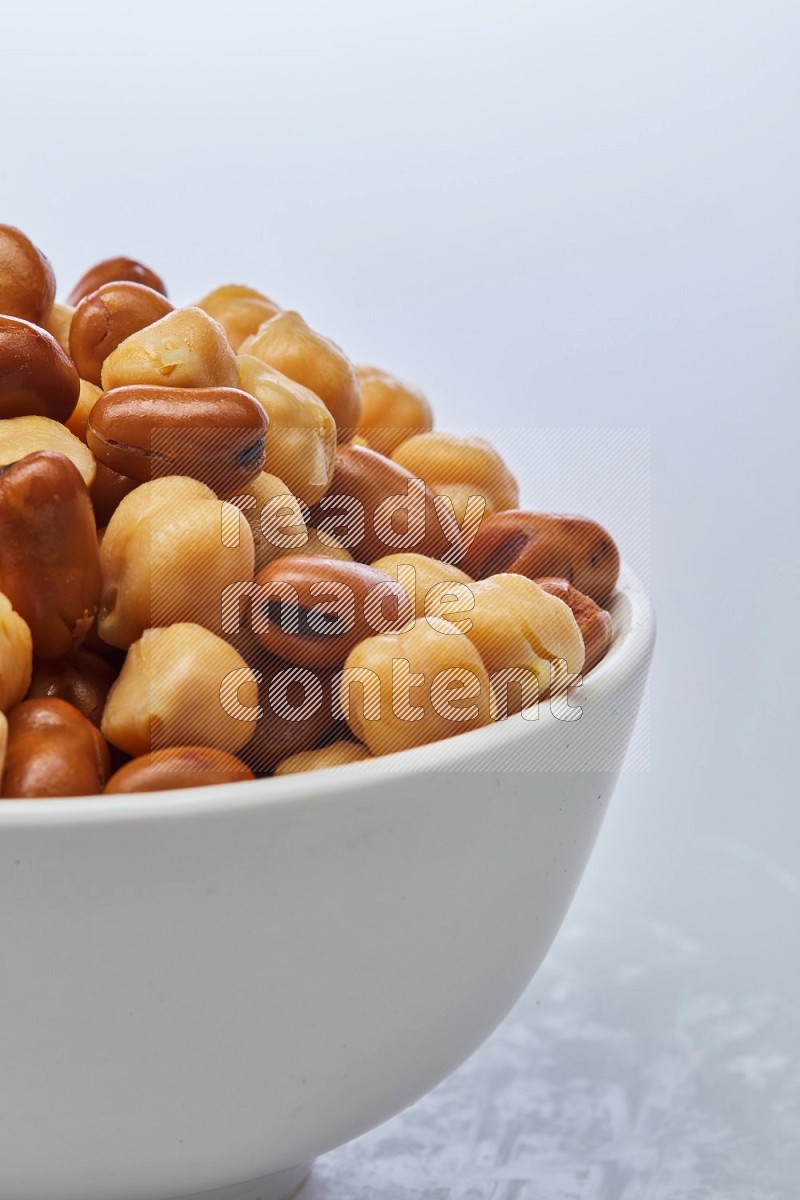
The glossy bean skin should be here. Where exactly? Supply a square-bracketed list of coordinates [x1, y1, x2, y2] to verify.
[355, 365, 433, 457]
[0, 315, 80, 422]
[196, 285, 281, 351]
[535, 577, 614, 674]
[251, 555, 409, 669]
[309, 444, 460, 564]
[0, 225, 56, 324]
[66, 256, 167, 306]
[0, 452, 101, 658]
[1, 697, 111, 798]
[87, 385, 267, 494]
[69, 282, 173, 385]
[463, 510, 620, 607]
[105, 746, 254, 793]
[240, 652, 341, 775]
[90, 460, 139, 527]
[240, 310, 361, 443]
[27, 648, 118, 727]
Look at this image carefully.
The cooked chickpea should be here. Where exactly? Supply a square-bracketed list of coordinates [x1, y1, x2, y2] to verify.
[65, 379, 102, 443]
[392, 432, 519, 524]
[238, 354, 337, 505]
[283, 527, 353, 562]
[426, 573, 584, 714]
[0, 592, 33, 714]
[196, 284, 282, 351]
[536, 577, 613, 673]
[43, 302, 74, 355]
[356, 366, 433, 457]
[101, 623, 259, 757]
[98, 476, 255, 649]
[240, 310, 361, 443]
[371, 552, 473, 620]
[341, 619, 492, 757]
[100, 306, 238, 391]
[0, 415, 96, 487]
[274, 740, 371, 775]
[225, 471, 307, 572]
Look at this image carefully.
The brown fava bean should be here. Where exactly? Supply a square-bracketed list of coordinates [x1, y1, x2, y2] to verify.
[1, 697, 110, 798]
[27, 649, 118, 727]
[463, 510, 620, 607]
[100, 306, 238, 392]
[0, 592, 33, 713]
[241, 653, 341, 775]
[0, 452, 101, 658]
[0, 225, 56, 324]
[90, 460, 139, 526]
[105, 746, 254, 793]
[536, 577, 614, 674]
[240, 311, 361, 442]
[87, 385, 267, 494]
[252, 555, 411, 669]
[196, 285, 282, 351]
[0, 316, 80, 422]
[66, 256, 167, 306]
[310, 444, 461, 564]
[356, 365, 433, 457]
[69, 282, 173, 385]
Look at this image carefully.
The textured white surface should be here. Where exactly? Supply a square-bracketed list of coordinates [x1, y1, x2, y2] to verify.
[308, 882, 800, 1199]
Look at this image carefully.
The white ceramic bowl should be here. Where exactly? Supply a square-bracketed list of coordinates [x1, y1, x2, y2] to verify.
[0, 566, 654, 1200]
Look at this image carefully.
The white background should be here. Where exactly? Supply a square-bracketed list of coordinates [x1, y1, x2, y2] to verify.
[2, 2, 798, 1195]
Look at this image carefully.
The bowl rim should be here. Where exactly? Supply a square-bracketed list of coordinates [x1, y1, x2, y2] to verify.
[0, 562, 655, 826]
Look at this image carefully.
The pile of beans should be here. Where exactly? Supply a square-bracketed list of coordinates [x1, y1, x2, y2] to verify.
[0, 225, 620, 797]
